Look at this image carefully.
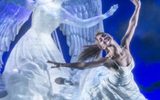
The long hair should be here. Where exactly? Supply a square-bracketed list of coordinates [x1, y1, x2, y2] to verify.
[78, 44, 101, 62]
[78, 32, 109, 62]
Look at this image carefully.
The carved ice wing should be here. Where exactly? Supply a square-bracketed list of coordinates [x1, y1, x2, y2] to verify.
[60, 0, 104, 62]
[0, 1, 32, 71]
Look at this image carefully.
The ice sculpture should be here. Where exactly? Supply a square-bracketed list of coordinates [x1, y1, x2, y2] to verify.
[0, 0, 118, 99]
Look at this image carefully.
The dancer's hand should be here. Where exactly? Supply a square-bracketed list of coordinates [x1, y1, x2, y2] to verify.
[51, 62, 62, 68]
[131, 0, 141, 7]
[47, 61, 62, 68]
[103, 4, 118, 19]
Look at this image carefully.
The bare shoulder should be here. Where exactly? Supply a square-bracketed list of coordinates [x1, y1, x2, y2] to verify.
[121, 47, 132, 59]
[123, 48, 133, 64]
[113, 47, 133, 67]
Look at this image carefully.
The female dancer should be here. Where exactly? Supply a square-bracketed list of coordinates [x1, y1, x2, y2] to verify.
[48, 0, 140, 74]
[48, 0, 147, 99]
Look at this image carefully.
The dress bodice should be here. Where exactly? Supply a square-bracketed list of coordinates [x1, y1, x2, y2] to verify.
[31, 3, 61, 35]
[108, 58, 135, 86]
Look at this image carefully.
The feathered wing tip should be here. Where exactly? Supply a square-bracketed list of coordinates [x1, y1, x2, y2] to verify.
[60, 0, 104, 62]
[78, 44, 101, 62]
[0, 52, 3, 72]
[0, 1, 32, 73]
[0, 74, 7, 98]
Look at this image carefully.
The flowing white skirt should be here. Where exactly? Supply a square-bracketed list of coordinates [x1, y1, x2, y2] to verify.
[79, 60, 147, 100]
[2, 32, 71, 100]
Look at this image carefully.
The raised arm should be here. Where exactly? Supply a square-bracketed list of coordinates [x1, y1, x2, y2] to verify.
[47, 57, 108, 70]
[60, 4, 118, 28]
[121, 0, 141, 49]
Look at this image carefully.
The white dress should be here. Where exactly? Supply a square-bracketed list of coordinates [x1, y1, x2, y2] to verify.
[80, 59, 147, 100]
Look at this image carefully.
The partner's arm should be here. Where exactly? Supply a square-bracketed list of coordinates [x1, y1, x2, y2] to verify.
[121, 0, 141, 49]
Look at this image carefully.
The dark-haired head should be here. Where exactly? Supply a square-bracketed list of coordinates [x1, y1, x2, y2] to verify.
[96, 32, 111, 37]
[78, 32, 113, 62]
[96, 32, 113, 50]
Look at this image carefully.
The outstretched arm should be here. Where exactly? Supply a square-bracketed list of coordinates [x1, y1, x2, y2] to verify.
[47, 57, 108, 70]
[121, 0, 141, 49]
[61, 4, 118, 28]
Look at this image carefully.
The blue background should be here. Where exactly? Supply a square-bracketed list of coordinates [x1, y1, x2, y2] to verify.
[101, 0, 160, 99]
[2, 0, 160, 99]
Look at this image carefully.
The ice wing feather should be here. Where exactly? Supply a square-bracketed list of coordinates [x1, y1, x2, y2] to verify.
[60, 0, 104, 62]
[0, 1, 32, 70]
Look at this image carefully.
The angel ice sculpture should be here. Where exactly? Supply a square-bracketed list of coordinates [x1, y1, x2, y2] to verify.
[0, 0, 118, 99]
